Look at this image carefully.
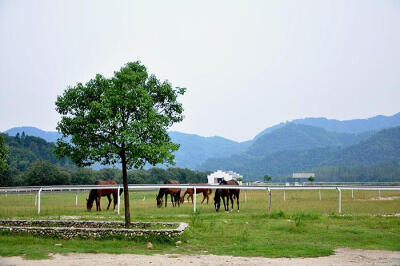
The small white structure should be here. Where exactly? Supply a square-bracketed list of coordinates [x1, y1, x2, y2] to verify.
[207, 170, 243, 185]
[292, 173, 315, 185]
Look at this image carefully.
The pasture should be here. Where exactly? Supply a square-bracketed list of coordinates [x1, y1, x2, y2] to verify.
[0, 189, 399, 259]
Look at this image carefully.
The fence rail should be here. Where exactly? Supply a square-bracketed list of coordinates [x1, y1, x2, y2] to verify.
[1, 184, 400, 215]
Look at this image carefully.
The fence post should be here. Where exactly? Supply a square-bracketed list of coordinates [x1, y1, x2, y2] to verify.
[283, 190, 286, 201]
[338, 188, 342, 214]
[75, 192, 78, 207]
[244, 191, 247, 203]
[117, 186, 121, 215]
[193, 186, 197, 213]
[352, 189, 354, 199]
[319, 190, 321, 201]
[268, 188, 271, 213]
[38, 187, 42, 215]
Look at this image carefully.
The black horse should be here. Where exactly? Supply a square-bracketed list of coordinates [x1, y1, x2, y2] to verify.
[214, 180, 240, 212]
[156, 180, 181, 208]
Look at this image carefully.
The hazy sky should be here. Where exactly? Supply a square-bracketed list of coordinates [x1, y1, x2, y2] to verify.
[0, 1, 399, 142]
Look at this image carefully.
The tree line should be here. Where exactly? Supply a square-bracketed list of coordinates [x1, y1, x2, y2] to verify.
[0, 158, 209, 187]
[0, 133, 209, 187]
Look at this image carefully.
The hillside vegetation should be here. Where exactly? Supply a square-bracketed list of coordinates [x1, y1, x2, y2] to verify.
[3, 113, 400, 182]
[254, 112, 400, 138]
[169, 131, 251, 169]
[199, 126, 400, 181]
[0, 133, 209, 187]
[247, 124, 369, 157]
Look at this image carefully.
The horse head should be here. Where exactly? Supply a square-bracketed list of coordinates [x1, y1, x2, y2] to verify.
[86, 198, 93, 211]
[156, 194, 163, 208]
[179, 189, 187, 204]
[179, 195, 185, 204]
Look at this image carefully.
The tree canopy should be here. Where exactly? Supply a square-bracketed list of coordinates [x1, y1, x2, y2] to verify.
[0, 134, 8, 172]
[263, 174, 272, 182]
[55, 61, 185, 225]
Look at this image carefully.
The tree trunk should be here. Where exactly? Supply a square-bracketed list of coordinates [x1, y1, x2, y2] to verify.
[121, 151, 131, 227]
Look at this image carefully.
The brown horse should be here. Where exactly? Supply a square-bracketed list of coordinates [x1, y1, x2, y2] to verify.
[214, 180, 240, 212]
[156, 180, 181, 208]
[179, 183, 213, 204]
[86, 180, 122, 211]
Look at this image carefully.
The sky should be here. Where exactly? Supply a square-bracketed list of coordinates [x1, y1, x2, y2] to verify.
[0, 0, 399, 142]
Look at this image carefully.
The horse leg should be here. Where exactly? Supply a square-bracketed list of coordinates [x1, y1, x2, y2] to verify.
[229, 194, 234, 211]
[96, 197, 101, 211]
[237, 192, 240, 212]
[222, 196, 227, 212]
[106, 194, 112, 210]
[177, 193, 180, 207]
[171, 193, 175, 207]
[165, 193, 168, 208]
[112, 192, 117, 210]
[201, 192, 206, 204]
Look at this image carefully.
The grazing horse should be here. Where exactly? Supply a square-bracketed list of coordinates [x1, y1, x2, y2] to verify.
[179, 184, 213, 204]
[214, 180, 240, 212]
[86, 180, 122, 211]
[156, 180, 181, 208]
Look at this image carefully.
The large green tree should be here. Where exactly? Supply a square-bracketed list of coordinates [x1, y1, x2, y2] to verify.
[55, 61, 185, 225]
[0, 134, 8, 172]
[22, 160, 71, 186]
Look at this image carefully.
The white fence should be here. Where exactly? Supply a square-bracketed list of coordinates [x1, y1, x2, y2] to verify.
[1, 184, 400, 215]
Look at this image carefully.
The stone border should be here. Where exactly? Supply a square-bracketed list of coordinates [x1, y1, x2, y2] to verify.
[0, 219, 188, 240]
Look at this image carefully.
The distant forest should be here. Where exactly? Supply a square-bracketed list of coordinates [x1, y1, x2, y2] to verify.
[0, 133, 209, 187]
[1, 128, 400, 186]
[199, 126, 400, 182]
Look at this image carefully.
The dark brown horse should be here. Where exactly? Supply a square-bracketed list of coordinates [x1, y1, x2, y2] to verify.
[156, 180, 181, 208]
[87, 180, 122, 211]
[179, 183, 213, 204]
[214, 180, 240, 212]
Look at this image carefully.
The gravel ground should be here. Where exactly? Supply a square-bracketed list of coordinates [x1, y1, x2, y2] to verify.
[1, 248, 400, 266]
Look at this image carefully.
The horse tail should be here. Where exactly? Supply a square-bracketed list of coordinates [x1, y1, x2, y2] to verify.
[207, 189, 213, 195]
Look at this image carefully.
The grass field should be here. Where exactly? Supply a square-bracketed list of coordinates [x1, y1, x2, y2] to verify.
[0, 189, 399, 259]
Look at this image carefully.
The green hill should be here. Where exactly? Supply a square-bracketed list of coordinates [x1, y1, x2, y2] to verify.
[169, 131, 251, 168]
[199, 126, 400, 181]
[4, 127, 251, 169]
[254, 112, 400, 139]
[247, 124, 368, 157]
[2, 133, 74, 172]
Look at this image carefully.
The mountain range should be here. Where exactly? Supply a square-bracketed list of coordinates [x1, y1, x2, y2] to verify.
[4, 112, 400, 180]
[199, 126, 400, 179]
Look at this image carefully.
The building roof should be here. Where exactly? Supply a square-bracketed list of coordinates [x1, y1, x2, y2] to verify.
[207, 170, 243, 179]
[292, 173, 315, 178]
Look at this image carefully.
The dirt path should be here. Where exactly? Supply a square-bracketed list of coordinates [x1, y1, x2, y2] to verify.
[1, 248, 400, 265]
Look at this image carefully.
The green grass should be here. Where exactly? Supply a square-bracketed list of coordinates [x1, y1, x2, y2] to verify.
[0, 189, 399, 259]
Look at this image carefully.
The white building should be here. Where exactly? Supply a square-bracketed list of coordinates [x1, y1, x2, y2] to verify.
[207, 170, 243, 185]
[292, 173, 315, 185]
